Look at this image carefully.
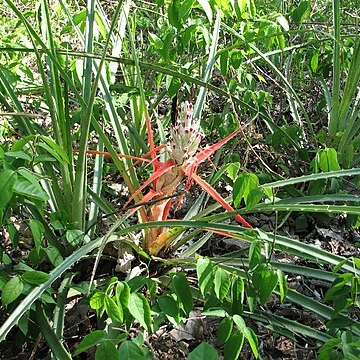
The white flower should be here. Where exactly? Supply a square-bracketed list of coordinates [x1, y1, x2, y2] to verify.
[167, 101, 205, 165]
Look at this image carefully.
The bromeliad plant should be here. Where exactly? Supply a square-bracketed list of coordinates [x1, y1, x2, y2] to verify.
[120, 100, 252, 256]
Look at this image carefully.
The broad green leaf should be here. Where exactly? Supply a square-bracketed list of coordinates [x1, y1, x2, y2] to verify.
[90, 291, 105, 310]
[179, 0, 194, 22]
[231, 276, 244, 315]
[246, 287, 257, 312]
[2, 277, 23, 306]
[243, 327, 259, 358]
[233, 172, 259, 208]
[214, 267, 231, 301]
[66, 229, 84, 246]
[128, 293, 152, 332]
[325, 273, 353, 301]
[74, 330, 106, 355]
[318, 148, 340, 172]
[246, 188, 263, 209]
[226, 162, 241, 181]
[310, 51, 319, 73]
[277, 270, 288, 303]
[158, 295, 179, 318]
[196, 257, 214, 295]
[233, 314, 246, 331]
[249, 241, 261, 269]
[4, 151, 31, 161]
[61, 9, 86, 34]
[14, 169, 48, 201]
[220, 50, 229, 75]
[202, 308, 226, 317]
[95, 341, 118, 360]
[224, 330, 244, 360]
[127, 276, 146, 292]
[217, 317, 233, 345]
[118, 341, 144, 360]
[22, 271, 50, 285]
[148, 33, 163, 49]
[104, 295, 123, 323]
[29, 219, 44, 254]
[116, 282, 130, 308]
[0, 170, 17, 211]
[252, 265, 278, 305]
[188, 342, 218, 360]
[45, 245, 63, 267]
[291, 0, 310, 23]
[173, 273, 193, 315]
[168, 0, 181, 29]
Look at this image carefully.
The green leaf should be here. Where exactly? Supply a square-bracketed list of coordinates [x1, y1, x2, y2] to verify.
[61, 9, 86, 34]
[226, 162, 241, 181]
[310, 51, 319, 73]
[173, 272, 193, 315]
[224, 330, 244, 360]
[231, 276, 244, 315]
[243, 327, 259, 358]
[196, 257, 214, 295]
[118, 341, 145, 360]
[5, 151, 32, 161]
[291, 0, 310, 23]
[74, 330, 106, 355]
[246, 287, 257, 312]
[66, 229, 84, 246]
[179, 0, 194, 22]
[252, 265, 278, 305]
[246, 188, 263, 209]
[95, 341, 118, 360]
[90, 291, 105, 310]
[277, 270, 288, 303]
[127, 276, 146, 292]
[128, 293, 152, 332]
[232, 314, 246, 331]
[188, 342, 218, 360]
[39, 136, 69, 164]
[318, 148, 340, 172]
[249, 241, 262, 269]
[233, 172, 259, 208]
[168, 0, 181, 29]
[233, 317, 259, 358]
[217, 317, 233, 345]
[104, 295, 123, 323]
[29, 219, 44, 254]
[158, 295, 179, 319]
[22, 271, 50, 285]
[325, 273, 353, 301]
[116, 282, 130, 308]
[0, 170, 17, 211]
[214, 267, 231, 301]
[94, 10, 107, 39]
[14, 169, 48, 201]
[202, 308, 226, 317]
[2, 277, 23, 306]
[220, 50, 229, 76]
